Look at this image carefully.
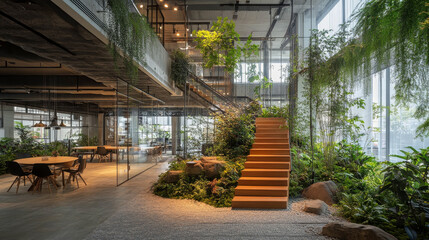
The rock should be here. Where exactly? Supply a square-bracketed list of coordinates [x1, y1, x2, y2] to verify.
[302, 181, 338, 205]
[164, 170, 183, 183]
[203, 161, 225, 179]
[322, 222, 397, 240]
[185, 161, 204, 176]
[303, 200, 328, 215]
[200, 156, 219, 163]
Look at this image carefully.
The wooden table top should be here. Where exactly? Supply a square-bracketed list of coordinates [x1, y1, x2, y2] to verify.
[14, 156, 78, 165]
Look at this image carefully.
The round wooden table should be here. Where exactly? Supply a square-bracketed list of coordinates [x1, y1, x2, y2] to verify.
[15, 156, 78, 190]
[14, 156, 77, 166]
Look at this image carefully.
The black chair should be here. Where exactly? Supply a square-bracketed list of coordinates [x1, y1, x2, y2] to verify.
[32, 164, 57, 193]
[63, 157, 87, 188]
[95, 147, 109, 162]
[6, 161, 33, 194]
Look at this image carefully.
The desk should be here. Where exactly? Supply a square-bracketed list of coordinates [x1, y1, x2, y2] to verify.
[73, 146, 141, 162]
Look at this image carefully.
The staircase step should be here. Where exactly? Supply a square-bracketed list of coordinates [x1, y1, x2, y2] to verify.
[231, 196, 288, 209]
[250, 149, 290, 155]
[256, 123, 287, 127]
[242, 169, 289, 177]
[252, 143, 289, 149]
[255, 119, 286, 123]
[247, 155, 290, 162]
[256, 128, 288, 134]
[238, 177, 288, 186]
[235, 185, 289, 197]
[255, 118, 285, 123]
[254, 137, 288, 143]
[244, 161, 290, 169]
[255, 133, 288, 138]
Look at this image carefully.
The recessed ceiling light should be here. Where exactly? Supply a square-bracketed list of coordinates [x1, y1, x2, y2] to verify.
[164, 3, 168, 8]
[139, 4, 144, 9]
[186, 28, 189, 31]
[173, 6, 178, 11]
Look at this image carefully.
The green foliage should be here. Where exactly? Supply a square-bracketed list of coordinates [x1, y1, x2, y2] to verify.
[0, 122, 70, 174]
[260, 105, 289, 119]
[193, 17, 259, 72]
[152, 157, 246, 207]
[352, 0, 429, 137]
[170, 50, 190, 87]
[107, 0, 154, 81]
[381, 147, 429, 239]
[211, 103, 260, 159]
[75, 133, 98, 146]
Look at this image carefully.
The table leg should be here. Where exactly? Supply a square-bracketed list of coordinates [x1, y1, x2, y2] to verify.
[90, 150, 95, 162]
[62, 171, 65, 187]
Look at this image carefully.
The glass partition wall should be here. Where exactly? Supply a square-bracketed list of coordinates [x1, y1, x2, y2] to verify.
[113, 80, 160, 185]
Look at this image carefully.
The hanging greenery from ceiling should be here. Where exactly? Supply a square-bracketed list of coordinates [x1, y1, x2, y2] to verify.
[351, 0, 429, 136]
[106, 0, 154, 82]
[193, 17, 259, 73]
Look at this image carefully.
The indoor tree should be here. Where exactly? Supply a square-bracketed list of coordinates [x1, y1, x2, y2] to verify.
[193, 17, 259, 73]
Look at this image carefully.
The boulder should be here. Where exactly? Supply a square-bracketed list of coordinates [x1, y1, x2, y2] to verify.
[185, 161, 204, 176]
[164, 170, 183, 183]
[200, 156, 220, 163]
[303, 200, 328, 215]
[302, 180, 338, 205]
[322, 222, 397, 240]
[203, 161, 225, 179]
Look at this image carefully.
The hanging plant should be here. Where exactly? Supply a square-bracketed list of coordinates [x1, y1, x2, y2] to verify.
[351, 0, 429, 136]
[170, 50, 190, 87]
[106, 0, 155, 82]
[193, 17, 259, 73]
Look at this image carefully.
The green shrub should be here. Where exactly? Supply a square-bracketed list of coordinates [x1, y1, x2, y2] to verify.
[260, 105, 289, 119]
[211, 103, 259, 159]
[152, 157, 246, 207]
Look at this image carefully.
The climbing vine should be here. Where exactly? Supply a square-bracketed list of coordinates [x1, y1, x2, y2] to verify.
[106, 0, 154, 82]
[193, 17, 259, 73]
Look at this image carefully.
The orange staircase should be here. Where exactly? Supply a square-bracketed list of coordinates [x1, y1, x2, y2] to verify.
[232, 117, 290, 209]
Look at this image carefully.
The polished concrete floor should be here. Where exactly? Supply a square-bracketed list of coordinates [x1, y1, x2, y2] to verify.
[0, 157, 338, 240]
[0, 161, 159, 240]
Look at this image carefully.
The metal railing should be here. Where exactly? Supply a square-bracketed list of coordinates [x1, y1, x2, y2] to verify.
[186, 71, 237, 112]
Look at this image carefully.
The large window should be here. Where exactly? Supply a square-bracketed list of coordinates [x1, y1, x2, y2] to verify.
[13, 106, 86, 143]
[317, 0, 343, 33]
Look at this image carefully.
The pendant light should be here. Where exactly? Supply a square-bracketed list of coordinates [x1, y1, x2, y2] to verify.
[59, 119, 66, 127]
[33, 115, 46, 128]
